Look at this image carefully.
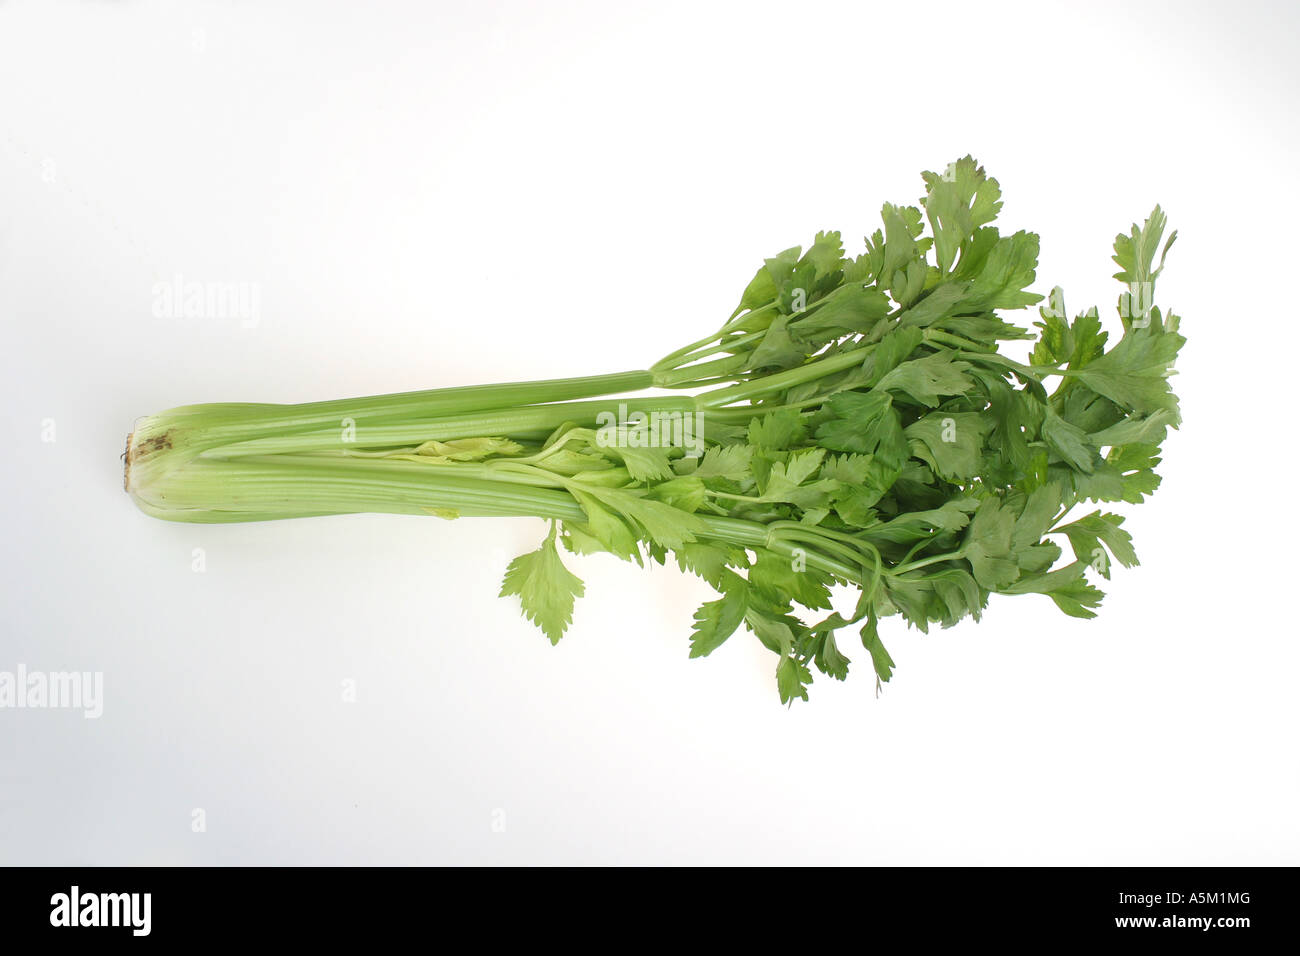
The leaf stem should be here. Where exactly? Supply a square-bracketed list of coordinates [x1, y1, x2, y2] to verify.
[890, 547, 967, 575]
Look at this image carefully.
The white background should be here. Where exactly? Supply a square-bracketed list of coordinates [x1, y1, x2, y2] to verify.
[1, 0, 1296, 865]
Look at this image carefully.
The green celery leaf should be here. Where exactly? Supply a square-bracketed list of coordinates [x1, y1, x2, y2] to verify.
[897, 282, 972, 329]
[815, 390, 907, 465]
[832, 484, 883, 526]
[1112, 205, 1174, 284]
[1052, 510, 1138, 578]
[748, 408, 808, 451]
[1012, 484, 1062, 551]
[1070, 326, 1185, 415]
[920, 155, 1004, 275]
[876, 350, 974, 407]
[984, 378, 1043, 477]
[1089, 408, 1177, 448]
[689, 582, 748, 658]
[694, 443, 754, 480]
[676, 543, 749, 589]
[729, 246, 799, 322]
[1041, 406, 1097, 473]
[956, 229, 1043, 311]
[565, 490, 642, 563]
[749, 547, 834, 611]
[746, 315, 805, 371]
[930, 568, 984, 627]
[580, 486, 702, 551]
[867, 498, 978, 544]
[604, 442, 675, 482]
[1001, 561, 1105, 618]
[812, 630, 851, 680]
[500, 527, 586, 645]
[776, 655, 813, 704]
[820, 452, 876, 485]
[796, 284, 892, 337]
[746, 610, 798, 657]
[963, 497, 1020, 589]
[648, 475, 706, 512]
[904, 411, 990, 480]
[866, 327, 925, 383]
[860, 609, 896, 684]
[879, 203, 922, 298]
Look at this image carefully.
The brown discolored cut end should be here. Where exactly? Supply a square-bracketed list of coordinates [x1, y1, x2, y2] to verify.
[124, 429, 174, 493]
[123, 432, 133, 491]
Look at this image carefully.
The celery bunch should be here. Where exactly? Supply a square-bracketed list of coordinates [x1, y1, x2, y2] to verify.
[126, 158, 1183, 702]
